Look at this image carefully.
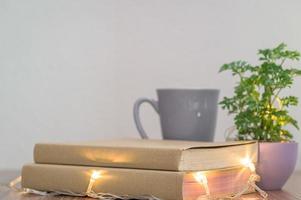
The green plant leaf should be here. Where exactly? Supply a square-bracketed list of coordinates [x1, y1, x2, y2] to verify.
[219, 43, 301, 142]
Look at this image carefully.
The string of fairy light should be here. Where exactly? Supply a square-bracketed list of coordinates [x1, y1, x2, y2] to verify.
[8, 156, 268, 200]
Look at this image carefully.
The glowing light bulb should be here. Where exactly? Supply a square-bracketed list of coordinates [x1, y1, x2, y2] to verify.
[194, 172, 210, 197]
[91, 171, 101, 180]
[241, 157, 256, 172]
[194, 172, 208, 184]
[86, 171, 102, 193]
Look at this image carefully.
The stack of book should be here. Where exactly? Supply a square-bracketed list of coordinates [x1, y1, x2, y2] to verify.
[21, 139, 258, 200]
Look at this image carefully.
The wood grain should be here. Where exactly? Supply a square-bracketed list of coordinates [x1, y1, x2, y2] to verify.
[0, 170, 300, 200]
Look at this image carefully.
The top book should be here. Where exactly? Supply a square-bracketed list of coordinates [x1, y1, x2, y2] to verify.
[34, 139, 258, 171]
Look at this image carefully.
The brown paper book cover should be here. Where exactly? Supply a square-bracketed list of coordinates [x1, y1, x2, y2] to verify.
[34, 139, 258, 171]
[22, 164, 253, 200]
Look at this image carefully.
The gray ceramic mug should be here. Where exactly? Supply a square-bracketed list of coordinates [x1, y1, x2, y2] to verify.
[133, 89, 219, 141]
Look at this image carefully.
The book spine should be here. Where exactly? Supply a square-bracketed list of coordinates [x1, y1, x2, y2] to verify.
[34, 144, 182, 171]
[22, 164, 184, 200]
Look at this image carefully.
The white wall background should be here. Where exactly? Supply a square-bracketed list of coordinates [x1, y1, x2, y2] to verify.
[1, 0, 301, 170]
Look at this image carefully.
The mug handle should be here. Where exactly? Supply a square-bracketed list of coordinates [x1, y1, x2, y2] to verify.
[133, 98, 159, 139]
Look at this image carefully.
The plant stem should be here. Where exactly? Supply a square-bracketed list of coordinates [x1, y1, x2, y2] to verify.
[280, 58, 286, 66]
[271, 88, 282, 105]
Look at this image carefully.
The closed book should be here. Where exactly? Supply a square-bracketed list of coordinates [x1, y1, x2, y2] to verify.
[34, 139, 257, 171]
[22, 164, 253, 200]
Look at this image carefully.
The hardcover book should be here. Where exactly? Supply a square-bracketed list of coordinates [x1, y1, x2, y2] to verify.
[22, 164, 253, 200]
[34, 139, 258, 171]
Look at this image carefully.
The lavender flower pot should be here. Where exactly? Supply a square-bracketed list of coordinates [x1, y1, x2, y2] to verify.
[256, 142, 298, 190]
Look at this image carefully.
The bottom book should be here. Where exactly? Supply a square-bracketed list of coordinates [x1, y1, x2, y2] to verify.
[22, 164, 252, 200]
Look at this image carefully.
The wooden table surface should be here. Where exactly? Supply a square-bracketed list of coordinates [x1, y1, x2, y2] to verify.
[0, 170, 301, 200]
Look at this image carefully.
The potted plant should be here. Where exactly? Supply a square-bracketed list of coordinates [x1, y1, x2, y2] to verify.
[219, 43, 301, 190]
